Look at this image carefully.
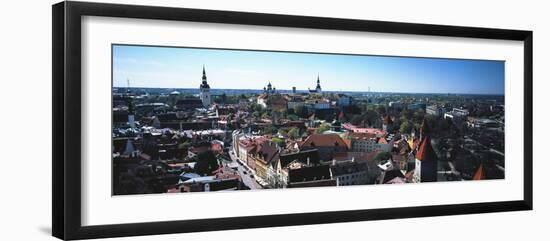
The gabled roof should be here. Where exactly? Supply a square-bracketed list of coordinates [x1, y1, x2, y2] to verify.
[257, 143, 280, 165]
[415, 136, 437, 162]
[300, 134, 347, 149]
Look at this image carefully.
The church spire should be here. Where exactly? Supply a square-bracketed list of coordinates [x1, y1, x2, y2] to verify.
[420, 118, 430, 140]
[200, 65, 210, 89]
[315, 74, 322, 92]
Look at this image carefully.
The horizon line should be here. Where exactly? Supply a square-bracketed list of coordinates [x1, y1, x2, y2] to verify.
[112, 86, 505, 96]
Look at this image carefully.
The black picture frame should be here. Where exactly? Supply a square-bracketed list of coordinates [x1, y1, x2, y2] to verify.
[52, 1, 533, 240]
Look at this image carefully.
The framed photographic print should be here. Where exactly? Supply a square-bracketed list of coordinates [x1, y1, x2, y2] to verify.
[52, 1, 533, 240]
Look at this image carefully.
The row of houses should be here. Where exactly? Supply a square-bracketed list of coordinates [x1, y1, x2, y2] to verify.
[232, 131, 379, 188]
[257, 92, 353, 110]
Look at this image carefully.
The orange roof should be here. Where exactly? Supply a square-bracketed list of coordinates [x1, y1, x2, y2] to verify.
[300, 134, 347, 149]
[473, 164, 485, 180]
[343, 138, 352, 149]
[416, 136, 437, 162]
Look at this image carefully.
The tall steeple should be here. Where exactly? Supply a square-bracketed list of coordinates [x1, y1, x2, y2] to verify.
[199, 65, 211, 107]
[315, 74, 322, 94]
[127, 99, 135, 128]
[200, 65, 210, 89]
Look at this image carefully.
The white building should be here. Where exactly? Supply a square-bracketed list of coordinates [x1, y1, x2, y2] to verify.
[336, 94, 352, 107]
[426, 105, 443, 116]
[444, 108, 469, 120]
[351, 137, 393, 153]
[287, 96, 305, 110]
[331, 160, 369, 186]
[257, 94, 268, 108]
[306, 99, 330, 109]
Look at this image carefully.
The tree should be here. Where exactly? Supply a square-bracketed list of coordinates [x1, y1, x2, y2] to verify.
[315, 123, 331, 134]
[194, 150, 219, 176]
[287, 127, 300, 139]
[350, 115, 363, 125]
[413, 109, 426, 122]
[287, 114, 299, 121]
[252, 111, 261, 119]
[263, 125, 278, 134]
[271, 137, 284, 145]
[400, 121, 412, 134]
[401, 109, 413, 120]
[177, 141, 192, 150]
[376, 105, 387, 115]
[250, 103, 263, 112]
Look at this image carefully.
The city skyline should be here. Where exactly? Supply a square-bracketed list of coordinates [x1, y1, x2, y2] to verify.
[113, 44, 505, 95]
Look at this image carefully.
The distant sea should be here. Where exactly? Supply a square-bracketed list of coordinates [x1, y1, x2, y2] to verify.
[113, 87, 504, 98]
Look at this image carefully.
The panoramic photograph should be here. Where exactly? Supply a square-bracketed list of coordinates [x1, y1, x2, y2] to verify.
[111, 44, 505, 195]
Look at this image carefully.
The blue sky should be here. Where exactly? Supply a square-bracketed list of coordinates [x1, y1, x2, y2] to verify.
[112, 44, 504, 95]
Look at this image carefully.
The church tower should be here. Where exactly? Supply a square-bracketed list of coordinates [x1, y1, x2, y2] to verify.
[315, 74, 322, 94]
[383, 115, 393, 132]
[413, 135, 438, 183]
[127, 100, 136, 128]
[199, 65, 211, 107]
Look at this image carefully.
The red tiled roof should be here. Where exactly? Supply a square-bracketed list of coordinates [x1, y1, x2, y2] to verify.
[473, 164, 485, 180]
[416, 136, 437, 162]
[378, 138, 389, 144]
[348, 132, 377, 139]
[300, 134, 347, 149]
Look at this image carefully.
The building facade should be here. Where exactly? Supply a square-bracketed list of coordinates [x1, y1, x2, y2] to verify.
[413, 136, 438, 183]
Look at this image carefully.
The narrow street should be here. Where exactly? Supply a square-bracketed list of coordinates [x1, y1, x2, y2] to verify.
[227, 148, 262, 190]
